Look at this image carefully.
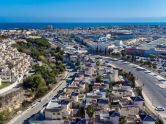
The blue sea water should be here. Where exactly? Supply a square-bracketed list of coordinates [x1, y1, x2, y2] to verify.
[0, 22, 166, 30]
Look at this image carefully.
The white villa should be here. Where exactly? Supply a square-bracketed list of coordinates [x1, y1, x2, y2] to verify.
[0, 39, 32, 85]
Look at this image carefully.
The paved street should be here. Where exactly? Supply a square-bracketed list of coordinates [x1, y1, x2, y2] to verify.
[8, 55, 166, 124]
[101, 56, 166, 118]
[8, 64, 76, 124]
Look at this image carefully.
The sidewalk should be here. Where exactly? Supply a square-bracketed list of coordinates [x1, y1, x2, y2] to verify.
[8, 71, 69, 124]
[135, 80, 166, 123]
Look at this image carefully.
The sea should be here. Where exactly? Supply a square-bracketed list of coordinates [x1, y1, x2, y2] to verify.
[0, 22, 166, 30]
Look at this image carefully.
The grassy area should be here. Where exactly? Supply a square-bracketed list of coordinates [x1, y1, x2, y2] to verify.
[0, 82, 11, 89]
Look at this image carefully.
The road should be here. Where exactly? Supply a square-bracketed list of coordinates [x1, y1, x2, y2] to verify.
[99, 56, 166, 118]
[8, 54, 166, 123]
[8, 64, 76, 124]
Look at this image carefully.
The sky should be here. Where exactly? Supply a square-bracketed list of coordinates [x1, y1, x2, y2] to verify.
[0, 0, 166, 22]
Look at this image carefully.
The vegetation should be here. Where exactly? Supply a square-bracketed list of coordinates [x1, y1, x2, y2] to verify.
[85, 83, 93, 93]
[85, 83, 90, 93]
[0, 109, 11, 124]
[96, 61, 100, 66]
[23, 74, 48, 97]
[96, 75, 102, 82]
[135, 86, 142, 96]
[106, 90, 113, 98]
[121, 53, 157, 70]
[0, 82, 11, 89]
[13, 38, 65, 98]
[155, 119, 163, 124]
[86, 105, 95, 118]
[0, 35, 7, 40]
[118, 69, 136, 88]
[0, 108, 20, 124]
[22, 100, 33, 108]
[119, 116, 127, 124]
[33, 64, 57, 85]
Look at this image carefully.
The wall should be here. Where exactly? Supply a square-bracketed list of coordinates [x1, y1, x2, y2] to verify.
[45, 110, 62, 120]
[0, 75, 23, 95]
[0, 81, 18, 94]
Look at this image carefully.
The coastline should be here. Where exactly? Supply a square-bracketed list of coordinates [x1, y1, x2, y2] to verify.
[0, 22, 166, 30]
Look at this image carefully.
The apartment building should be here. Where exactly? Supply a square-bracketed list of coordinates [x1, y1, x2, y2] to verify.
[0, 39, 32, 85]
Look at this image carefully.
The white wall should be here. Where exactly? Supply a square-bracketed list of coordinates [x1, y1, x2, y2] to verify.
[110, 116, 119, 124]
[0, 75, 24, 94]
[0, 81, 18, 94]
[143, 121, 155, 124]
[134, 101, 144, 107]
[45, 111, 62, 120]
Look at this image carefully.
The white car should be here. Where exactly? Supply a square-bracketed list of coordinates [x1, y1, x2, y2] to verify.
[155, 106, 165, 111]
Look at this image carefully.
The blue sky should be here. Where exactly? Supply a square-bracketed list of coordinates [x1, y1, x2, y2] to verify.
[0, 0, 166, 22]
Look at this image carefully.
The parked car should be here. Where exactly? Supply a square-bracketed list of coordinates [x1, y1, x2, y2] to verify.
[155, 106, 165, 111]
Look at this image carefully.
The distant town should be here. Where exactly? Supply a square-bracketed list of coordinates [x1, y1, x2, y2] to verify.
[0, 25, 166, 124]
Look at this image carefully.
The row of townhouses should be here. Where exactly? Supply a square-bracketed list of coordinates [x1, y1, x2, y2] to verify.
[0, 39, 32, 85]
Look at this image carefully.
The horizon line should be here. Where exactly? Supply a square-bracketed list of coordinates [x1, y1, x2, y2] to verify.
[1, 21, 166, 23]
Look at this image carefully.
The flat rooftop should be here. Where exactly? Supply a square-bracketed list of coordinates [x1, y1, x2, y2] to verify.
[46, 99, 61, 110]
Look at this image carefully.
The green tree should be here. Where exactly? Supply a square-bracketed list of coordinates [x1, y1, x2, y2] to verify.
[13, 37, 65, 99]
[85, 83, 90, 93]
[96, 75, 102, 82]
[55, 52, 64, 62]
[119, 116, 127, 124]
[56, 62, 65, 73]
[127, 55, 131, 61]
[86, 105, 95, 118]
[118, 69, 124, 75]
[55, 46, 61, 53]
[135, 87, 142, 96]
[96, 61, 100, 66]
[34, 65, 57, 85]
[23, 74, 48, 97]
[26, 38, 50, 48]
[0, 109, 11, 124]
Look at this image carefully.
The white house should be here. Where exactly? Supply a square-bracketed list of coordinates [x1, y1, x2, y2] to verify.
[45, 99, 71, 120]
